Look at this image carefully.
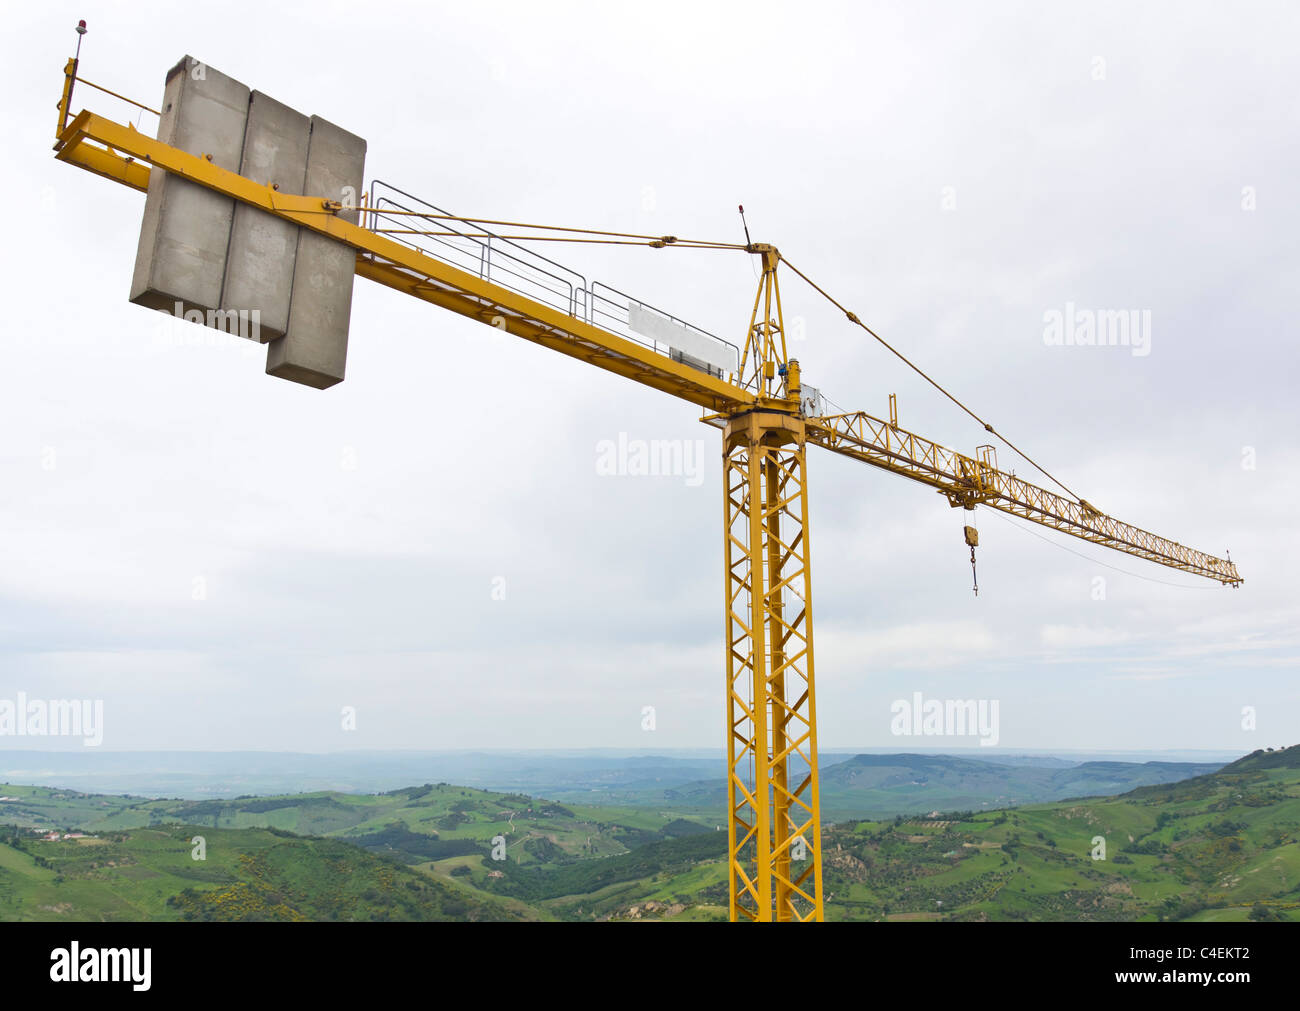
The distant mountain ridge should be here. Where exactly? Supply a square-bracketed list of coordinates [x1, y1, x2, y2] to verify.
[574, 753, 1228, 818]
[0, 749, 1230, 818]
[811, 753, 1223, 818]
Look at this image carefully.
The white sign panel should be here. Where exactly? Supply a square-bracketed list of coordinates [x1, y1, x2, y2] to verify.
[801, 383, 824, 419]
[628, 302, 736, 375]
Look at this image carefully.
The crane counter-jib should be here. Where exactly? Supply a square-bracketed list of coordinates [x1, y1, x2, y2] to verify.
[54, 108, 754, 415]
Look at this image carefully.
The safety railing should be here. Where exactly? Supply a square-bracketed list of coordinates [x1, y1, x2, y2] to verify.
[369, 181, 588, 320]
[367, 180, 740, 380]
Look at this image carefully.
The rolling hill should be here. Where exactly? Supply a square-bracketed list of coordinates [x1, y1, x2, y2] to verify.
[2, 746, 1294, 922]
[0, 781, 714, 868]
[0, 824, 519, 922]
[460, 745, 1300, 921]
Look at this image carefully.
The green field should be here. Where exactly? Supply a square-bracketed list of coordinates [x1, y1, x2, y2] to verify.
[814, 747, 1300, 922]
[0, 781, 711, 861]
[2, 746, 1296, 922]
[0, 824, 519, 922]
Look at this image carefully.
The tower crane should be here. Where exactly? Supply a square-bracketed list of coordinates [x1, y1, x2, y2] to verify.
[50, 37, 1242, 924]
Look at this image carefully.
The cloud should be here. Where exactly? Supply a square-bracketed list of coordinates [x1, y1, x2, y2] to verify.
[1, 1, 1295, 752]
[1040, 625, 1135, 651]
[820, 620, 996, 670]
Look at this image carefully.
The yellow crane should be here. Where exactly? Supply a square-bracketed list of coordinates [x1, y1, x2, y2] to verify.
[50, 43, 1242, 924]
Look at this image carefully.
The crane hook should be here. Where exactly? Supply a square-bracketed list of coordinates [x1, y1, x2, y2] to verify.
[964, 524, 980, 597]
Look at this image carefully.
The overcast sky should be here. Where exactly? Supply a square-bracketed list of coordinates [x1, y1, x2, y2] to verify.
[1, 0, 1295, 755]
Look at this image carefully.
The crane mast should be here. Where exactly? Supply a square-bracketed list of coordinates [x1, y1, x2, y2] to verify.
[724, 248, 823, 920]
[51, 49, 1242, 924]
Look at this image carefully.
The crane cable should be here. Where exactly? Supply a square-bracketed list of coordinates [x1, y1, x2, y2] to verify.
[361, 208, 745, 250]
[982, 508, 1219, 590]
[375, 230, 740, 249]
[368, 205, 1085, 507]
[779, 255, 1085, 507]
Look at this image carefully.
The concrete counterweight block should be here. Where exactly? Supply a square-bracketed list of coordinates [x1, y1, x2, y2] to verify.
[130, 56, 249, 321]
[266, 116, 367, 390]
[220, 91, 311, 342]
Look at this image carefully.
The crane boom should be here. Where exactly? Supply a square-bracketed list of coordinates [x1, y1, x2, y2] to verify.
[51, 53, 1243, 925]
[808, 410, 1241, 584]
